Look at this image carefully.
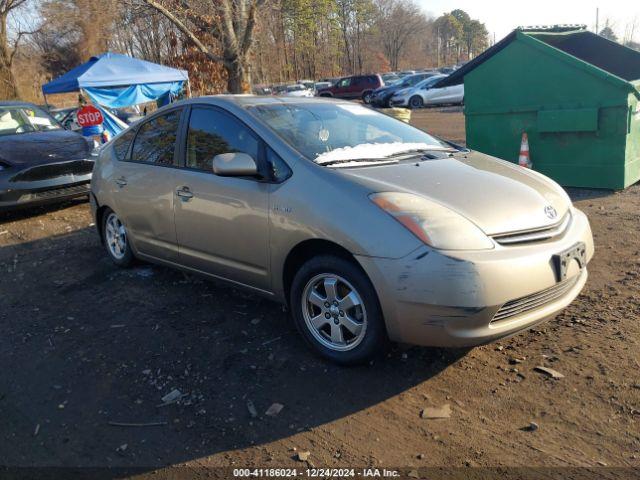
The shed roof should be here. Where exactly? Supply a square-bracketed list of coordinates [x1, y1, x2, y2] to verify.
[436, 26, 640, 92]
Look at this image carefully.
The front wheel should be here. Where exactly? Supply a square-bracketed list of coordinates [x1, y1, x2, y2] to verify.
[362, 90, 373, 104]
[409, 95, 424, 109]
[102, 208, 134, 267]
[290, 255, 387, 365]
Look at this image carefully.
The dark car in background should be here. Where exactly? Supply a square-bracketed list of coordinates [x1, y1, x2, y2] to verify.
[369, 72, 439, 108]
[316, 74, 383, 103]
[0, 102, 96, 210]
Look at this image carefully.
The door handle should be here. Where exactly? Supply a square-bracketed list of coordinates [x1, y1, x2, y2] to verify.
[115, 177, 127, 187]
[176, 186, 193, 200]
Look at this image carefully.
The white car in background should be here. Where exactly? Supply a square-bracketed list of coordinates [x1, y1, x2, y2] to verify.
[390, 74, 464, 109]
[283, 84, 314, 98]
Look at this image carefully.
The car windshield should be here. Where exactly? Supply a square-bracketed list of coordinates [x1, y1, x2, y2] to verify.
[416, 75, 446, 89]
[0, 106, 61, 136]
[248, 102, 451, 166]
[403, 75, 425, 86]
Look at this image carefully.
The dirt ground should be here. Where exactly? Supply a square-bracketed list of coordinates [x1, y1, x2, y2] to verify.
[1, 109, 639, 479]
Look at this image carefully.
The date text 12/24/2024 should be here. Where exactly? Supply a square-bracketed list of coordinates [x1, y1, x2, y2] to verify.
[233, 468, 401, 477]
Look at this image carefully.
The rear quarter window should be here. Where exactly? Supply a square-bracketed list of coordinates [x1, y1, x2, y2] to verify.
[112, 129, 136, 161]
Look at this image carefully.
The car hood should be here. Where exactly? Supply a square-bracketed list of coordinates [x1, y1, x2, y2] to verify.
[0, 130, 91, 166]
[374, 85, 401, 95]
[337, 151, 571, 236]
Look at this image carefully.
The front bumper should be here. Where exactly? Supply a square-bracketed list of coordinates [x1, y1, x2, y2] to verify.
[370, 93, 393, 107]
[389, 97, 409, 107]
[355, 208, 594, 347]
[0, 170, 93, 210]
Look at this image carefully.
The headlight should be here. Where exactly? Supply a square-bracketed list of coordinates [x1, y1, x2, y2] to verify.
[370, 192, 494, 251]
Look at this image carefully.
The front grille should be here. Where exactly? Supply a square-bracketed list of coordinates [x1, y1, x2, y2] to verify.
[491, 275, 579, 324]
[29, 183, 90, 200]
[12, 160, 94, 182]
[492, 212, 571, 246]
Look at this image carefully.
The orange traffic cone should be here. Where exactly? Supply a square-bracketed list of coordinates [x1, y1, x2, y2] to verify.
[518, 133, 532, 168]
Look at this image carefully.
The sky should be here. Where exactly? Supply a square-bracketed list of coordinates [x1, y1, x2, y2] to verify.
[418, 0, 640, 43]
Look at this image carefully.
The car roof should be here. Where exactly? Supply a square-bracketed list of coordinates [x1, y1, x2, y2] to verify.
[0, 101, 38, 108]
[415, 74, 447, 85]
[182, 95, 356, 108]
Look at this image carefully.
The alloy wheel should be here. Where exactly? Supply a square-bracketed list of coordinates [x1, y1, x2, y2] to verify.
[409, 96, 423, 108]
[301, 273, 367, 352]
[105, 212, 128, 260]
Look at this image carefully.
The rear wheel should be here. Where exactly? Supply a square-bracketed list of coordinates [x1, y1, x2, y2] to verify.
[102, 208, 134, 267]
[409, 95, 424, 109]
[290, 255, 387, 365]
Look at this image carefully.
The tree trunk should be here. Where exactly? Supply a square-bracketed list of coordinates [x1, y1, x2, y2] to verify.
[226, 59, 250, 93]
[0, 13, 18, 99]
[0, 65, 18, 99]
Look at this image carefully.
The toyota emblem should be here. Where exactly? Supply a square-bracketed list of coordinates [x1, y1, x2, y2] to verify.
[544, 206, 557, 219]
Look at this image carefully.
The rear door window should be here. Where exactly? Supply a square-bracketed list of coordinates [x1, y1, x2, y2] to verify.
[112, 129, 136, 161]
[130, 109, 182, 166]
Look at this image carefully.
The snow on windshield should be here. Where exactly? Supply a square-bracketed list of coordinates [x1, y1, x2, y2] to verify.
[315, 142, 446, 165]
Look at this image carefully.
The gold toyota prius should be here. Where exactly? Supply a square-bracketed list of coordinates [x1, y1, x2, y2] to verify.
[91, 96, 594, 364]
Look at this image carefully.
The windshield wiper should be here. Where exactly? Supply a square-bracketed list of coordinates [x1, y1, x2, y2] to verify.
[317, 157, 400, 167]
[388, 147, 457, 157]
[317, 147, 463, 167]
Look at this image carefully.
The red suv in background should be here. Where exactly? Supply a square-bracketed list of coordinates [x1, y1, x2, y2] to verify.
[316, 74, 383, 103]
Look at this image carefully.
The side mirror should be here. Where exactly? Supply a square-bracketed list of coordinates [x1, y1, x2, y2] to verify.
[212, 152, 258, 176]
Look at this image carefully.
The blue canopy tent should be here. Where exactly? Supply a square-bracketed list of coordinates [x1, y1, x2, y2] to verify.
[42, 52, 189, 136]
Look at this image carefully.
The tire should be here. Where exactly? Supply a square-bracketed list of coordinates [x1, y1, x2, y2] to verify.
[290, 255, 387, 365]
[102, 208, 134, 267]
[362, 90, 373, 104]
[409, 95, 424, 109]
[319, 93, 332, 98]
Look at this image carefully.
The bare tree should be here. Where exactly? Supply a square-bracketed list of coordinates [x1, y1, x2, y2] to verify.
[0, 0, 33, 98]
[136, 0, 267, 92]
[376, 0, 427, 71]
[623, 16, 638, 46]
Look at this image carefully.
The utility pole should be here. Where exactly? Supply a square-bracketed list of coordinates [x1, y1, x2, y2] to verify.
[596, 7, 599, 34]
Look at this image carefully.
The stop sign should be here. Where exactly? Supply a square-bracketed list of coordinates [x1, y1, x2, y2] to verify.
[77, 105, 104, 128]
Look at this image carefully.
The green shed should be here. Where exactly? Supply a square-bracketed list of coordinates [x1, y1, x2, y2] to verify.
[438, 25, 640, 189]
